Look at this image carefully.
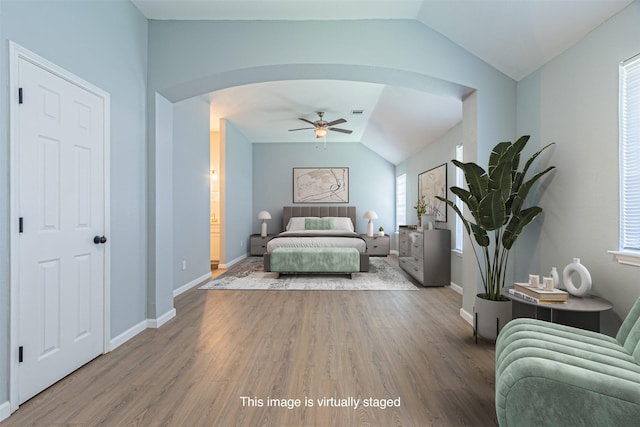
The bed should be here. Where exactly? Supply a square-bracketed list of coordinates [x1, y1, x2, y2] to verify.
[263, 206, 370, 275]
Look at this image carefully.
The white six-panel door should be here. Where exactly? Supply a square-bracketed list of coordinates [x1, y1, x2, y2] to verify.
[13, 46, 108, 404]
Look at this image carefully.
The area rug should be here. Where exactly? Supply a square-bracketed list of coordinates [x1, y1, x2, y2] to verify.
[200, 257, 418, 291]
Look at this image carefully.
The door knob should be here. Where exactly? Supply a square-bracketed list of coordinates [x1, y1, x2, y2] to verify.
[93, 235, 107, 244]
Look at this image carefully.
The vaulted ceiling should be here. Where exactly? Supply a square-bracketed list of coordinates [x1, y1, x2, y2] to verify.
[132, 0, 633, 164]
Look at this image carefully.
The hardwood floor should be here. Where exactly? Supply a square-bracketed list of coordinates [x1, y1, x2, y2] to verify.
[2, 270, 498, 426]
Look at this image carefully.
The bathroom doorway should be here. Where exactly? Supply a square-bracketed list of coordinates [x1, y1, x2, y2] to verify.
[210, 131, 221, 270]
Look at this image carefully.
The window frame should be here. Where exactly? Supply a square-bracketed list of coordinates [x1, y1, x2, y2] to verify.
[454, 144, 464, 253]
[611, 53, 640, 267]
[396, 174, 407, 231]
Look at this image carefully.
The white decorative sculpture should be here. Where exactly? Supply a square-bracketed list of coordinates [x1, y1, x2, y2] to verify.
[562, 258, 592, 297]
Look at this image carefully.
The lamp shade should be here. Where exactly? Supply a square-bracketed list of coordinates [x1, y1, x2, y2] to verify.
[363, 210, 378, 219]
[257, 211, 272, 220]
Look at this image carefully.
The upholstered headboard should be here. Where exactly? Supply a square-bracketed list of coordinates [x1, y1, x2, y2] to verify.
[282, 206, 357, 231]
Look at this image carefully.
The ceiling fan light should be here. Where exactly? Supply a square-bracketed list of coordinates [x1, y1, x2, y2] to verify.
[315, 128, 327, 138]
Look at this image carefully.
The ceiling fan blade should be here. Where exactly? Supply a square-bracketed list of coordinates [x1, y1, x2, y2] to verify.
[326, 118, 346, 126]
[288, 127, 315, 131]
[299, 118, 316, 126]
[329, 127, 353, 134]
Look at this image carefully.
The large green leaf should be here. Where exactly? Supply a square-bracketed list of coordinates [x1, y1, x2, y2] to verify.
[477, 190, 506, 231]
[502, 207, 543, 249]
[453, 160, 488, 200]
[488, 161, 513, 201]
[504, 136, 529, 177]
[488, 141, 511, 175]
[510, 195, 524, 218]
[515, 142, 555, 190]
[450, 186, 479, 214]
[471, 223, 489, 246]
[515, 166, 556, 206]
[436, 196, 471, 236]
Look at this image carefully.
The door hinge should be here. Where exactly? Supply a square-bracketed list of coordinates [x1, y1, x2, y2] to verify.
[18, 346, 23, 363]
[18, 88, 23, 104]
[19, 217, 24, 233]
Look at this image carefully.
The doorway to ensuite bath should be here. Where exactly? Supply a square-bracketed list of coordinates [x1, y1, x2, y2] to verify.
[210, 130, 221, 271]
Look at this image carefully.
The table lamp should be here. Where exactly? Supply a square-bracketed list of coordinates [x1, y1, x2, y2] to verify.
[363, 211, 378, 237]
[257, 211, 271, 237]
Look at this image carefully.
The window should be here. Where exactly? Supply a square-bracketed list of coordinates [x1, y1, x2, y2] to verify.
[455, 144, 464, 252]
[615, 54, 640, 266]
[396, 174, 406, 230]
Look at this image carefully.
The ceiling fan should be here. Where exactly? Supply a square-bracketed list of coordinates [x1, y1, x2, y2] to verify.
[288, 111, 353, 140]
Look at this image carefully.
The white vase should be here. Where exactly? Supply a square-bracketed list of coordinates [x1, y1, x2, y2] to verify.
[562, 258, 592, 297]
[550, 267, 560, 289]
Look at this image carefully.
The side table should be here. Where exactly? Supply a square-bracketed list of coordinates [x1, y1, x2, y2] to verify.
[506, 286, 613, 332]
[250, 234, 276, 256]
[360, 234, 390, 256]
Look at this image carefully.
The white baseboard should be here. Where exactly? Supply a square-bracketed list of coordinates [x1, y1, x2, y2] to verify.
[460, 308, 473, 326]
[0, 401, 10, 423]
[219, 253, 247, 270]
[109, 319, 147, 351]
[173, 272, 211, 298]
[147, 308, 176, 329]
[109, 307, 177, 351]
[449, 281, 463, 295]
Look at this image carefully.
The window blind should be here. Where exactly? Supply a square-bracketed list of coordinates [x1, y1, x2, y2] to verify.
[396, 174, 406, 230]
[455, 145, 464, 251]
[620, 54, 640, 252]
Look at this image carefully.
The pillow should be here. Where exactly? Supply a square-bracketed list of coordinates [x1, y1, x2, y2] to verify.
[286, 217, 318, 231]
[305, 217, 334, 230]
[328, 217, 355, 232]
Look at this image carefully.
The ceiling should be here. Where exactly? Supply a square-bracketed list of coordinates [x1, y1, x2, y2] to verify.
[132, 0, 634, 164]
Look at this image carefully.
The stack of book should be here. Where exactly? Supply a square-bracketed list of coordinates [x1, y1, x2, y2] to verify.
[509, 283, 569, 304]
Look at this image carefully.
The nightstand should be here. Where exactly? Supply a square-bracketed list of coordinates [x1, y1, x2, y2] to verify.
[361, 234, 390, 256]
[250, 234, 276, 256]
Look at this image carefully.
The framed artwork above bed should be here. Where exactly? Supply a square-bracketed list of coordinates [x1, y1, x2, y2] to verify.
[293, 167, 349, 203]
[418, 163, 447, 222]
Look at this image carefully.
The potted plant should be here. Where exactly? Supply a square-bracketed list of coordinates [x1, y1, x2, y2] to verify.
[414, 195, 427, 229]
[378, 226, 385, 236]
[436, 136, 555, 340]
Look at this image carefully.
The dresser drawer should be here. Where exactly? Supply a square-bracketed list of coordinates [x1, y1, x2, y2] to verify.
[399, 257, 423, 284]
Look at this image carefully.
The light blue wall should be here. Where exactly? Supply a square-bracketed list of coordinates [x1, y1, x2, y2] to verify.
[173, 97, 211, 290]
[0, 0, 148, 405]
[252, 142, 395, 235]
[224, 121, 254, 263]
[516, 1, 640, 335]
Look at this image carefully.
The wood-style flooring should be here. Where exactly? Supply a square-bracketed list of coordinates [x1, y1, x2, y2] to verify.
[2, 263, 498, 426]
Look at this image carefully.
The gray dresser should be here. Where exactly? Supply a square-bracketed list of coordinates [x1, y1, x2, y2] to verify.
[399, 227, 451, 286]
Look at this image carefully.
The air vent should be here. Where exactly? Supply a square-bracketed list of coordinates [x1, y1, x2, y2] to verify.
[350, 109, 364, 115]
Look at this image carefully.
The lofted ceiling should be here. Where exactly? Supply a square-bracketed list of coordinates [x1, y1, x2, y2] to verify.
[132, 0, 633, 164]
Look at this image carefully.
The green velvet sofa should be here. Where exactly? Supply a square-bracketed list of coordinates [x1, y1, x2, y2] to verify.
[495, 297, 640, 426]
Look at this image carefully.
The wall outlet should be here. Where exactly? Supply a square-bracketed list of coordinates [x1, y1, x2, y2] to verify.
[181, 260, 187, 270]
[240, 240, 243, 247]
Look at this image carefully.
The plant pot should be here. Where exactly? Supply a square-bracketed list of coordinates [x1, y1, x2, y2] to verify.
[474, 294, 512, 341]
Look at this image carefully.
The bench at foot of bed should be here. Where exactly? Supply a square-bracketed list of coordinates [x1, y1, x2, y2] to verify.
[264, 247, 367, 275]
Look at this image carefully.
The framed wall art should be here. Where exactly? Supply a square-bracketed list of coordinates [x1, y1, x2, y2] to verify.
[418, 163, 447, 222]
[293, 167, 349, 203]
